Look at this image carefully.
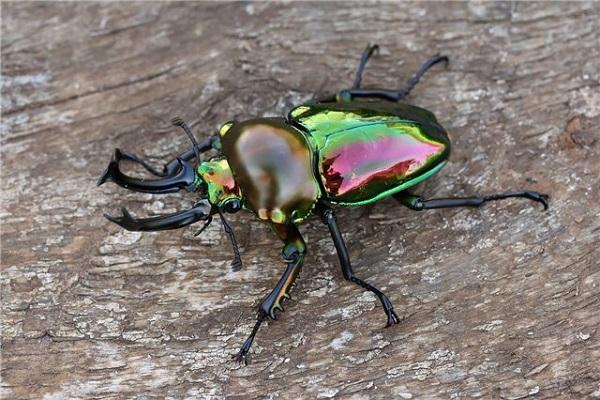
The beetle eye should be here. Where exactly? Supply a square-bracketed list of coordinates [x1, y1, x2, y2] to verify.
[224, 199, 241, 213]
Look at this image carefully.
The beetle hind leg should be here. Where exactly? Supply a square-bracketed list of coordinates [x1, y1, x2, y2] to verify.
[394, 190, 550, 211]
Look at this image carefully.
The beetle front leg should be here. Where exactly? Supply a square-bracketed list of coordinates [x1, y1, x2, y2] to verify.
[233, 223, 305, 365]
[318, 204, 400, 327]
[394, 190, 549, 211]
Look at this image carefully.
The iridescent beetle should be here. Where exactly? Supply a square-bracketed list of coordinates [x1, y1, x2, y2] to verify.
[98, 45, 549, 364]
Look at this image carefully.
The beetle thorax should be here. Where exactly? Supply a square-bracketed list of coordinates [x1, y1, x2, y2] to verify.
[219, 118, 321, 224]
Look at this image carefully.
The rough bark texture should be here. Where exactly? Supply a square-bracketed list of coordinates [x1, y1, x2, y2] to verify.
[2, 2, 599, 399]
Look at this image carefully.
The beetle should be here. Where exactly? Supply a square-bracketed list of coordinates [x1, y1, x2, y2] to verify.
[98, 44, 549, 364]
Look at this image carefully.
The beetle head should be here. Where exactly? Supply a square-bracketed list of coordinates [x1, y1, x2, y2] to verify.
[196, 158, 243, 213]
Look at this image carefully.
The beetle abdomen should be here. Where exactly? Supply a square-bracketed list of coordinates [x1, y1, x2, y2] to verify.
[221, 118, 321, 223]
[290, 103, 450, 205]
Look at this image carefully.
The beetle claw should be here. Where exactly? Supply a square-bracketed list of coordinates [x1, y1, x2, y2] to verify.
[538, 193, 550, 211]
[230, 258, 242, 272]
[525, 191, 549, 211]
[385, 309, 401, 327]
[232, 349, 249, 366]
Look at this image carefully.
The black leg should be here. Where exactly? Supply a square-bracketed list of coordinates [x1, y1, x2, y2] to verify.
[217, 210, 243, 271]
[233, 223, 306, 365]
[194, 215, 213, 237]
[394, 190, 549, 211]
[318, 204, 400, 327]
[336, 53, 448, 102]
[352, 43, 379, 89]
[233, 314, 267, 366]
[104, 202, 210, 231]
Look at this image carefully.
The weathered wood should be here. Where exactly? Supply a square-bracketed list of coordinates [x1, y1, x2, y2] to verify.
[2, 2, 599, 399]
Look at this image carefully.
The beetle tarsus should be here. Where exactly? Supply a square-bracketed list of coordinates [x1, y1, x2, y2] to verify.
[232, 228, 305, 365]
[232, 349, 249, 366]
[193, 215, 213, 236]
[171, 117, 202, 161]
[383, 298, 401, 326]
[352, 43, 380, 89]
[232, 314, 266, 366]
[217, 210, 243, 271]
[387, 310, 401, 327]
[397, 53, 448, 99]
[230, 258, 243, 272]
[350, 275, 401, 326]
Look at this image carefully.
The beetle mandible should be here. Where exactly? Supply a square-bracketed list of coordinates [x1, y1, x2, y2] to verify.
[98, 44, 549, 364]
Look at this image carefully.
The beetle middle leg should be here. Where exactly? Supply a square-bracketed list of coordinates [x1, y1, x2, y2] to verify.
[333, 51, 448, 103]
[318, 204, 400, 327]
[233, 223, 306, 365]
[352, 43, 380, 89]
[394, 190, 549, 211]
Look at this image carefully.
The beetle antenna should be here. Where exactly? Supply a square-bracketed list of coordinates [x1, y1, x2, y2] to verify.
[217, 209, 243, 271]
[171, 117, 201, 162]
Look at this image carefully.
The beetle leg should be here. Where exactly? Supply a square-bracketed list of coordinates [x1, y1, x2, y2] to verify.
[318, 204, 400, 327]
[193, 214, 213, 236]
[352, 43, 380, 89]
[104, 202, 211, 231]
[334, 53, 448, 103]
[233, 223, 305, 365]
[217, 210, 243, 271]
[394, 190, 549, 211]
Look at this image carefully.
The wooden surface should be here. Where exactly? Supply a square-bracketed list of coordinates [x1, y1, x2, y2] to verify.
[2, 2, 599, 399]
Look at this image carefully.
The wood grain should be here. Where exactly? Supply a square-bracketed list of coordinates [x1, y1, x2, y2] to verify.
[2, 2, 599, 399]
